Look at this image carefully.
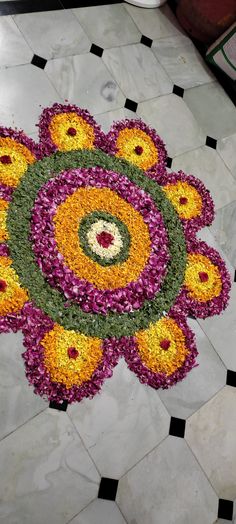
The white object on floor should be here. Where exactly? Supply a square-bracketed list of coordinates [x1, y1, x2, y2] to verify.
[124, 0, 166, 8]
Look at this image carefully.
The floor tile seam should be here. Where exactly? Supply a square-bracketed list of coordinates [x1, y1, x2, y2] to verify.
[66, 410, 103, 480]
[196, 318, 233, 371]
[118, 432, 170, 481]
[0, 406, 47, 443]
[115, 500, 129, 524]
[215, 146, 236, 182]
[73, 4, 142, 48]
[11, 12, 39, 58]
[13, 7, 93, 60]
[197, 318, 236, 371]
[101, 41, 174, 100]
[43, 62, 65, 102]
[184, 437, 222, 505]
[65, 495, 98, 524]
[100, 50, 127, 103]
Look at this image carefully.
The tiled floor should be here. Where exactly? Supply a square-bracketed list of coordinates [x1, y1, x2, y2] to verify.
[0, 3, 235, 524]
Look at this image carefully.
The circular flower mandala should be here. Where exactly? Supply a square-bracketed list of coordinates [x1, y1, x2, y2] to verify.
[0, 103, 231, 403]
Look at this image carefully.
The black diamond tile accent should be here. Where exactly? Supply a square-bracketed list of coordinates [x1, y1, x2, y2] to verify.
[98, 477, 119, 501]
[226, 369, 236, 387]
[205, 135, 217, 149]
[172, 84, 184, 98]
[124, 98, 138, 113]
[140, 35, 153, 48]
[218, 498, 234, 520]
[166, 157, 172, 168]
[169, 416, 186, 438]
[90, 43, 103, 58]
[31, 54, 47, 70]
[49, 400, 68, 411]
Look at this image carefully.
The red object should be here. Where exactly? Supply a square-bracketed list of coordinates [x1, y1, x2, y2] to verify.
[199, 271, 209, 282]
[0, 280, 7, 292]
[0, 155, 12, 164]
[134, 145, 143, 156]
[67, 127, 77, 136]
[179, 197, 188, 205]
[160, 339, 171, 350]
[67, 347, 79, 359]
[177, 0, 236, 44]
[96, 231, 114, 248]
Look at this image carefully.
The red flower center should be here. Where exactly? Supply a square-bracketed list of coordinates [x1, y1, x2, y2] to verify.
[67, 127, 77, 136]
[0, 155, 12, 165]
[179, 196, 188, 205]
[134, 145, 143, 156]
[96, 231, 114, 248]
[198, 271, 209, 282]
[67, 347, 79, 359]
[0, 279, 7, 292]
[160, 339, 171, 350]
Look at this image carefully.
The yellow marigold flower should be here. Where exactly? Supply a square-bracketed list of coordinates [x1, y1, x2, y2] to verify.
[0, 199, 9, 242]
[42, 324, 103, 389]
[0, 137, 35, 187]
[0, 261, 28, 316]
[136, 317, 189, 375]
[163, 181, 202, 220]
[115, 128, 158, 170]
[49, 112, 95, 151]
[185, 253, 222, 301]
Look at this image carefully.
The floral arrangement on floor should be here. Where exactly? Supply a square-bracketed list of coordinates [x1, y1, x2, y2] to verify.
[0, 104, 231, 404]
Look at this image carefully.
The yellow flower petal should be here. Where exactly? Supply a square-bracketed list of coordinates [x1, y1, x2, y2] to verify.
[42, 324, 103, 388]
[49, 112, 95, 151]
[163, 181, 202, 219]
[115, 128, 158, 170]
[185, 253, 222, 301]
[136, 317, 189, 375]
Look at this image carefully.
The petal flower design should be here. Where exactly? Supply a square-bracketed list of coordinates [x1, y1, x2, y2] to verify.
[0, 103, 231, 404]
[0, 126, 39, 189]
[38, 103, 105, 156]
[105, 118, 167, 173]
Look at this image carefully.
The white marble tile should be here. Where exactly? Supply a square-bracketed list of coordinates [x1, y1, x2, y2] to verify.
[211, 201, 236, 269]
[217, 133, 236, 180]
[73, 4, 141, 49]
[184, 82, 236, 140]
[137, 94, 205, 157]
[152, 34, 214, 89]
[0, 409, 100, 524]
[69, 500, 126, 524]
[198, 285, 236, 372]
[172, 146, 236, 210]
[95, 107, 138, 133]
[0, 63, 61, 134]
[124, 2, 183, 40]
[186, 387, 236, 500]
[46, 53, 125, 115]
[0, 332, 46, 440]
[13, 10, 91, 60]
[103, 43, 172, 103]
[117, 436, 218, 524]
[158, 319, 226, 419]
[0, 16, 32, 68]
[68, 360, 170, 478]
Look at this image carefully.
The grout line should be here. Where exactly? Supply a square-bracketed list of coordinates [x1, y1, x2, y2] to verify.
[0, 405, 47, 443]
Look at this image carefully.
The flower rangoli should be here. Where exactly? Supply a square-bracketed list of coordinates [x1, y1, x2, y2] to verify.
[0, 104, 231, 403]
